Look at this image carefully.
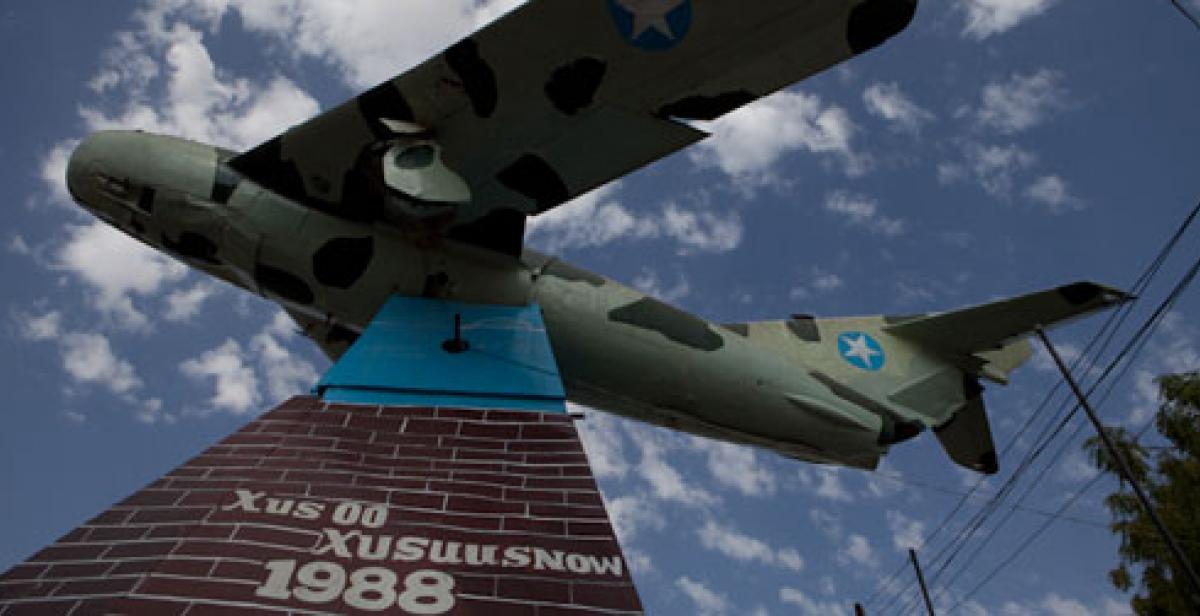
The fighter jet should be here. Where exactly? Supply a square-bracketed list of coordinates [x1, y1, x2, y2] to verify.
[65, 0, 1125, 474]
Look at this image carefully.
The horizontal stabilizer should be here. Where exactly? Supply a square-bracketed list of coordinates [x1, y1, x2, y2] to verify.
[883, 282, 1129, 358]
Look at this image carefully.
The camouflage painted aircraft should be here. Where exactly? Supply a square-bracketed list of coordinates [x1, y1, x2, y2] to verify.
[65, 0, 1126, 474]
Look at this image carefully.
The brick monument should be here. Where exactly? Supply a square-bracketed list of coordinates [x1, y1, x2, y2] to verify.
[0, 299, 644, 614]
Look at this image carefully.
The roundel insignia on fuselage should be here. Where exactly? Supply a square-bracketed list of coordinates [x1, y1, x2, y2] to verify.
[837, 332, 885, 372]
[608, 0, 693, 52]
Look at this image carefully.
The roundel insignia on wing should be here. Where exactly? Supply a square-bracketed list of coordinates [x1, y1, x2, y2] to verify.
[608, 0, 693, 51]
[837, 332, 885, 372]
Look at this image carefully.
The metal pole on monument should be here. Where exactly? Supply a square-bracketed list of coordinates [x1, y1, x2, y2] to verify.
[1035, 326, 1200, 608]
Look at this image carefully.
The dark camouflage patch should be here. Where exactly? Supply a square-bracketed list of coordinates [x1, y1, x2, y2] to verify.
[162, 232, 219, 265]
[445, 39, 498, 118]
[497, 154, 569, 211]
[846, 0, 918, 55]
[545, 58, 607, 116]
[357, 82, 416, 139]
[658, 91, 756, 121]
[786, 316, 820, 342]
[883, 314, 926, 325]
[610, 298, 723, 351]
[544, 259, 606, 287]
[255, 264, 315, 305]
[228, 137, 310, 207]
[312, 237, 374, 289]
[446, 209, 526, 257]
[722, 323, 750, 337]
[1057, 282, 1103, 305]
[809, 370, 893, 420]
[211, 164, 241, 204]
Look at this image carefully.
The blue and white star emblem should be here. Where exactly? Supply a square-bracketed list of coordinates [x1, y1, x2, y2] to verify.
[608, 0, 693, 51]
[838, 332, 885, 372]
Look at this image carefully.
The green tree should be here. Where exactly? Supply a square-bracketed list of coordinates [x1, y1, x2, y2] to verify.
[1086, 371, 1200, 615]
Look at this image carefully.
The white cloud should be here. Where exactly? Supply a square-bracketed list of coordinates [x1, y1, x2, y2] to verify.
[999, 592, 1127, 616]
[885, 510, 926, 552]
[958, 0, 1057, 40]
[1027, 175, 1085, 213]
[77, 11, 319, 152]
[862, 463, 906, 500]
[527, 183, 657, 252]
[16, 310, 169, 422]
[180, 338, 261, 414]
[780, 587, 851, 616]
[698, 519, 804, 571]
[799, 466, 855, 503]
[809, 508, 844, 541]
[39, 141, 77, 206]
[576, 407, 632, 479]
[791, 266, 845, 301]
[56, 223, 188, 332]
[692, 91, 869, 181]
[18, 311, 63, 342]
[1040, 594, 1097, 616]
[632, 269, 692, 303]
[227, 0, 522, 89]
[606, 494, 666, 546]
[1057, 450, 1097, 484]
[1031, 340, 1083, 374]
[630, 429, 719, 507]
[944, 143, 1037, 199]
[251, 312, 319, 403]
[660, 203, 744, 254]
[1102, 597, 1134, 616]
[625, 549, 655, 575]
[8, 235, 31, 256]
[838, 534, 879, 568]
[1126, 313, 1199, 424]
[863, 82, 934, 134]
[61, 332, 144, 395]
[823, 191, 906, 237]
[676, 577, 728, 616]
[693, 439, 777, 497]
[527, 184, 742, 254]
[977, 70, 1068, 134]
[164, 281, 218, 322]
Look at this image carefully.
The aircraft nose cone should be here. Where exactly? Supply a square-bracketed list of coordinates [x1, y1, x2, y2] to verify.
[66, 131, 110, 205]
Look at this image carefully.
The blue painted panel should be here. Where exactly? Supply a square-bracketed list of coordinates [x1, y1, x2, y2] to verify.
[317, 296, 566, 413]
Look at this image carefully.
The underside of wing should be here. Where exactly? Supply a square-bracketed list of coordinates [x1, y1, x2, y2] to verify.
[284, 309, 361, 362]
[230, 0, 917, 255]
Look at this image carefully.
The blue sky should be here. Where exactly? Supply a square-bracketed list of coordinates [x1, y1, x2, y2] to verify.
[2, 1, 1199, 614]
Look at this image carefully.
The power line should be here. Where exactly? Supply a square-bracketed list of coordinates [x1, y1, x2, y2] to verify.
[869, 471, 1110, 529]
[944, 251, 1200, 609]
[931, 246, 1200, 607]
[1169, 0, 1200, 31]
[870, 197, 1200, 615]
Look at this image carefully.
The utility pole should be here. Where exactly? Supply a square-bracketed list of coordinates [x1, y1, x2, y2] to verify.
[1035, 326, 1200, 608]
[909, 548, 936, 616]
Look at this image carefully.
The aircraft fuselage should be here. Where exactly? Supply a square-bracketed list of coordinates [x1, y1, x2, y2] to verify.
[67, 130, 892, 469]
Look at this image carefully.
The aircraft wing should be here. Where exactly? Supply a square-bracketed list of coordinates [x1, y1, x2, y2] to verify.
[229, 0, 917, 255]
[284, 308, 360, 362]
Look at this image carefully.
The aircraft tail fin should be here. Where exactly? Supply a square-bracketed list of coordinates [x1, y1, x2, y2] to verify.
[882, 282, 1129, 383]
[737, 282, 1129, 474]
[888, 282, 1128, 473]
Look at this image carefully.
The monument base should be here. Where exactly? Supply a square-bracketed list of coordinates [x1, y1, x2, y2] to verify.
[0, 397, 643, 615]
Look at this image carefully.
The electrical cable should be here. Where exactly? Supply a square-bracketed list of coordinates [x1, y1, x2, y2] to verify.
[870, 198, 1200, 614]
[1169, 0, 1200, 31]
[941, 250, 1200, 609]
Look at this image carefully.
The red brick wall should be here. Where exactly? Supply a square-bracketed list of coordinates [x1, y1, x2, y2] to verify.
[0, 397, 643, 615]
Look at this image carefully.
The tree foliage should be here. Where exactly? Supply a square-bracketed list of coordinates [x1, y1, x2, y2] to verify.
[1086, 371, 1200, 615]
